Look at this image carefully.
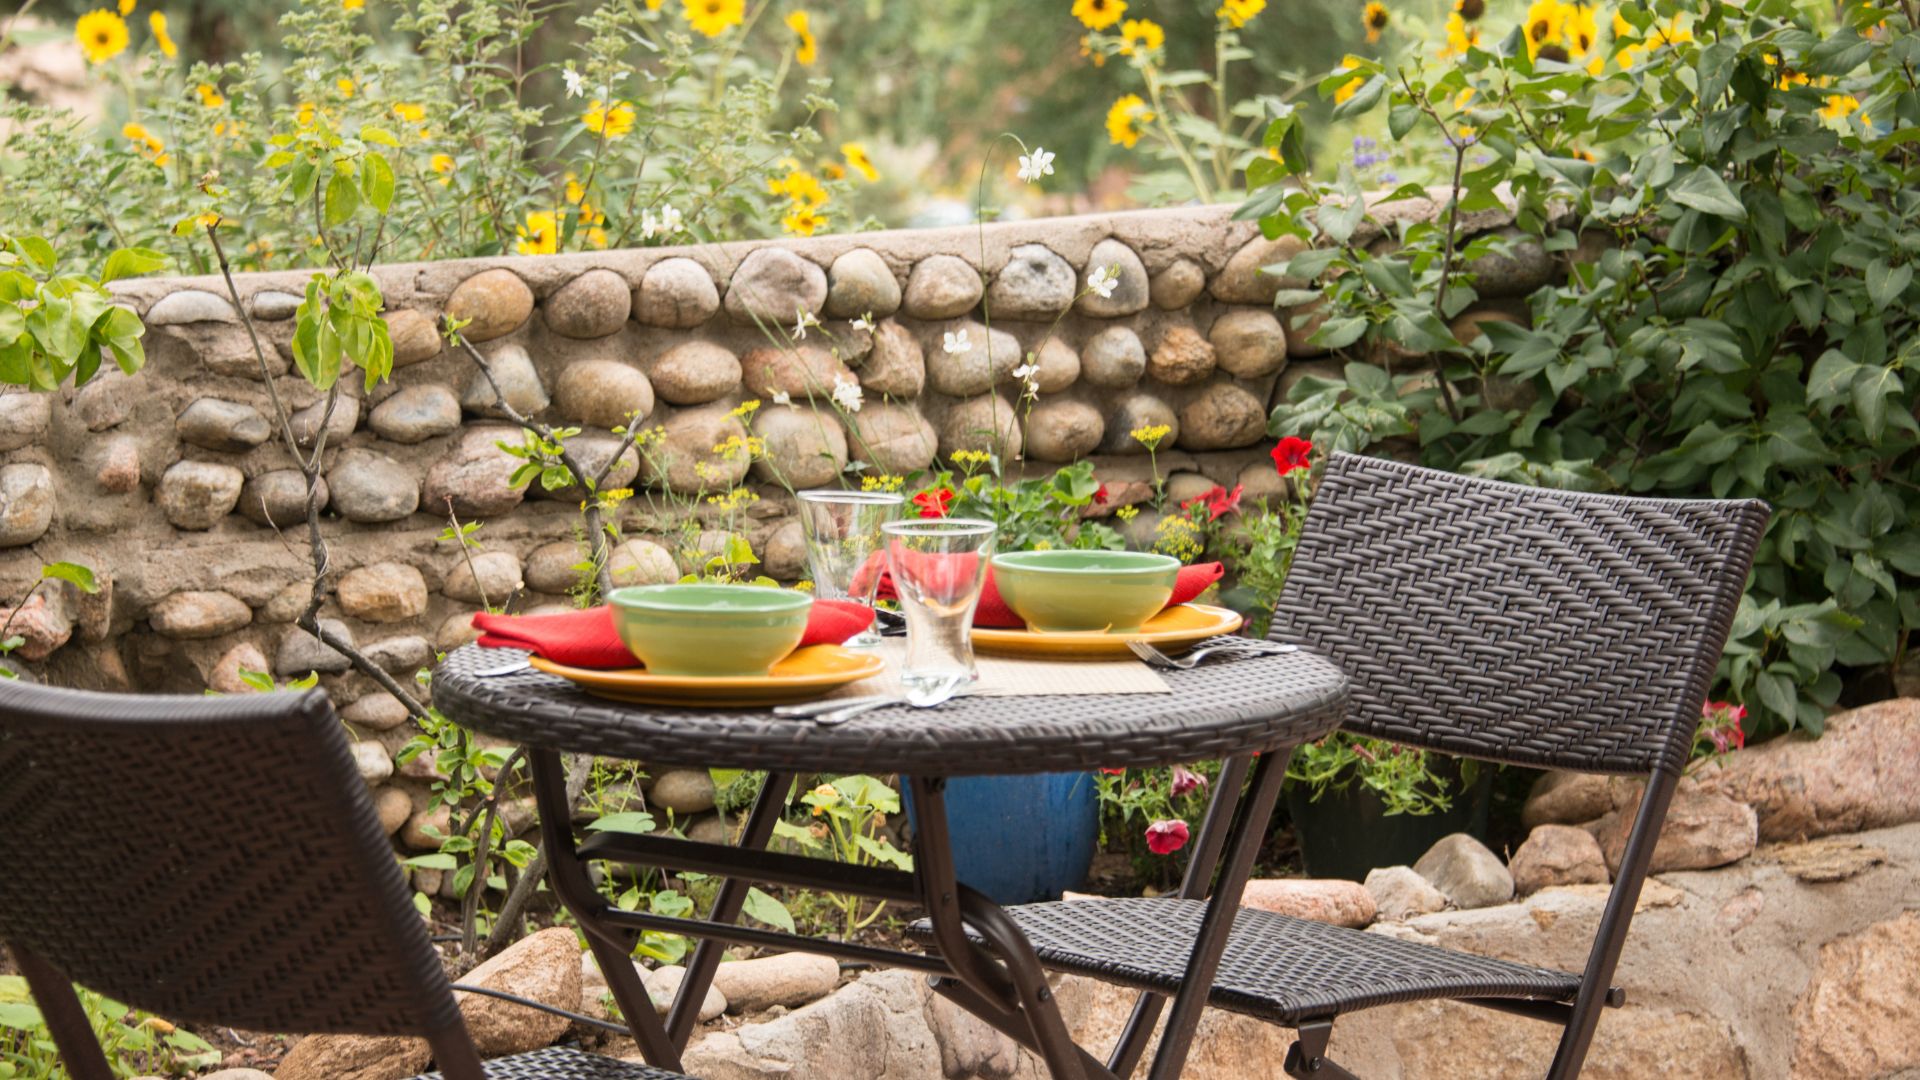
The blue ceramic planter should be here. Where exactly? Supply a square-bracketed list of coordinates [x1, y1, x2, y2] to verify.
[907, 771, 1101, 906]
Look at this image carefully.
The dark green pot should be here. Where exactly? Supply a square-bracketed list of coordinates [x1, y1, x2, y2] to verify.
[1284, 757, 1494, 882]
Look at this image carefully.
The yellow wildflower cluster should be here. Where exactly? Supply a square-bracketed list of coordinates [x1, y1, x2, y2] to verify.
[585, 487, 635, 512]
[430, 153, 456, 184]
[76, 10, 129, 64]
[196, 82, 225, 108]
[730, 399, 763, 419]
[1117, 18, 1164, 58]
[1215, 0, 1265, 29]
[950, 449, 992, 470]
[786, 11, 817, 66]
[683, 0, 745, 38]
[121, 122, 169, 169]
[861, 474, 905, 493]
[1152, 515, 1203, 561]
[564, 174, 609, 249]
[1072, 0, 1127, 31]
[583, 99, 636, 139]
[707, 488, 761, 510]
[841, 143, 879, 183]
[1105, 93, 1153, 149]
[770, 163, 830, 237]
[1116, 504, 1141, 522]
[515, 211, 559, 256]
[793, 579, 814, 593]
[1820, 93, 1867, 125]
[712, 434, 767, 461]
[1129, 423, 1171, 451]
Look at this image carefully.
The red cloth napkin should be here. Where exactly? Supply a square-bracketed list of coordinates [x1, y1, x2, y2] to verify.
[851, 555, 1224, 629]
[472, 600, 875, 670]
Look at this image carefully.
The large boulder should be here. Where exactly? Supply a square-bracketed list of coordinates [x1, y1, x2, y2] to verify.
[1413, 833, 1513, 909]
[1588, 789, 1758, 874]
[1789, 911, 1920, 1079]
[454, 926, 582, 1055]
[1692, 698, 1920, 842]
[1509, 824, 1610, 894]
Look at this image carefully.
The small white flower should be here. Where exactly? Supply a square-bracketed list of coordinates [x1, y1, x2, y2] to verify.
[1087, 264, 1120, 300]
[658, 205, 684, 234]
[850, 312, 876, 333]
[562, 68, 587, 99]
[830, 373, 864, 413]
[1017, 147, 1056, 184]
[942, 330, 973, 355]
[1012, 361, 1041, 399]
[1011, 362, 1038, 381]
[771, 389, 793, 408]
[639, 211, 660, 240]
[793, 308, 820, 340]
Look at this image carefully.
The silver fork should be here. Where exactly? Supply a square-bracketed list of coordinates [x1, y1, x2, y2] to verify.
[1126, 639, 1297, 671]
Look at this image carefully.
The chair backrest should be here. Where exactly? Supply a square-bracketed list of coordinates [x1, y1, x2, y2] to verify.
[1268, 453, 1769, 778]
[0, 680, 464, 1039]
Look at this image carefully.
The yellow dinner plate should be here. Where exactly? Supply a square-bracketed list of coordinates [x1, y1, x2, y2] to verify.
[971, 603, 1245, 659]
[529, 645, 886, 707]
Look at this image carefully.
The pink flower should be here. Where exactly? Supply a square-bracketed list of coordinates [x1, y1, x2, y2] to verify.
[1169, 764, 1208, 799]
[1145, 819, 1189, 855]
[1271, 436, 1313, 476]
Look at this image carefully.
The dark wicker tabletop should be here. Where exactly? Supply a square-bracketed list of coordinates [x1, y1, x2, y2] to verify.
[431, 642, 1348, 775]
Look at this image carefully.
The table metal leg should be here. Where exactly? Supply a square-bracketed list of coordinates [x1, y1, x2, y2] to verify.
[528, 748, 682, 1070]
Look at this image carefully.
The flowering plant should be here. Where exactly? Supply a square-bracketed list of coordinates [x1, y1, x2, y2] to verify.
[1094, 761, 1218, 883]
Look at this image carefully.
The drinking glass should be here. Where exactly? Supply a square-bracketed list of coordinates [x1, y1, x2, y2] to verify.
[882, 518, 996, 695]
[797, 490, 905, 648]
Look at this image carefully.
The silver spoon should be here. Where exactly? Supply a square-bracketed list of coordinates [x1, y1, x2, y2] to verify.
[812, 674, 970, 726]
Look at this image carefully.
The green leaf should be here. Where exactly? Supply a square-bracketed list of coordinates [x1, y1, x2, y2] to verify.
[324, 171, 360, 227]
[1668, 167, 1746, 220]
[362, 152, 396, 215]
[586, 811, 657, 835]
[741, 886, 795, 933]
[1309, 317, 1368, 350]
[1388, 102, 1420, 140]
[771, 819, 825, 849]
[41, 562, 98, 594]
[98, 247, 169, 285]
[358, 124, 401, 147]
[1865, 261, 1912, 311]
[11, 238, 54, 275]
[403, 853, 457, 870]
[1806, 350, 1860, 404]
[1331, 75, 1387, 120]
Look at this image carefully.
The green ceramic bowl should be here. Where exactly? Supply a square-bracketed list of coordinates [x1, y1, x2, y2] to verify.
[608, 584, 811, 677]
[990, 550, 1182, 633]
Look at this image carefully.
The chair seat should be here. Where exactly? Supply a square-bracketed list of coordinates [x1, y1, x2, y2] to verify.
[908, 896, 1585, 1026]
[408, 1045, 694, 1079]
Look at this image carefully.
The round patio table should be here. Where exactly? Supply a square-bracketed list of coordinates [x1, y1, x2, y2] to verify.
[432, 641, 1348, 1080]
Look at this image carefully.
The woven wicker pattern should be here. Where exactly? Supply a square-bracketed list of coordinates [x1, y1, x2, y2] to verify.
[1269, 454, 1769, 776]
[0, 682, 462, 1038]
[432, 645, 1348, 775]
[408, 1045, 690, 1079]
[910, 897, 1582, 1024]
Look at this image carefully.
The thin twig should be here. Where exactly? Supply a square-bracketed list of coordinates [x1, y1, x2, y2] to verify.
[482, 753, 593, 958]
[458, 748, 526, 964]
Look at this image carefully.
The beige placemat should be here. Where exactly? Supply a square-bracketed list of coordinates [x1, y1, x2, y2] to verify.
[827, 638, 1170, 698]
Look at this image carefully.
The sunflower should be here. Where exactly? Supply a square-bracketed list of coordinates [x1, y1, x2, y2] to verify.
[118, 0, 134, 14]
[430, 153, 455, 184]
[516, 210, 559, 255]
[782, 205, 826, 237]
[1118, 18, 1164, 57]
[841, 142, 879, 183]
[1216, 0, 1265, 28]
[392, 102, 426, 123]
[1443, 12, 1481, 55]
[343, 0, 365, 8]
[1455, 0, 1483, 19]
[786, 11, 817, 66]
[1362, 1, 1389, 43]
[583, 100, 636, 139]
[76, 10, 130, 65]
[1071, 0, 1127, 32]
[196, 82, 225, 107]
[1105, 93, 1152, 148]
[1524, 0, 1564, 57]
[148, 11, 176, 57]
[1820, 93, 1863, 121]
[770, 167, 829, 209]
[683, 0, 745, 37]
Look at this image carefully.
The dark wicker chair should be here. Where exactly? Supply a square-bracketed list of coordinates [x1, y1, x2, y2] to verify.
[940, 453, 1769, 1079]
[0, 680, 691, 1080]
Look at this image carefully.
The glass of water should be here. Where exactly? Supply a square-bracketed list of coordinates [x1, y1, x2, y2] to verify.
[797, 490, 905, 648]
[882, 518, 995, 694]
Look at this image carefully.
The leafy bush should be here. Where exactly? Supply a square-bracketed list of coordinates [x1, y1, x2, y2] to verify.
[1245, 0, 1918, 738]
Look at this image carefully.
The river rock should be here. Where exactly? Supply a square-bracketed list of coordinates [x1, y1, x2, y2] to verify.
[903, 254, 983, 319]
[644, 408, 747, 494]
[608, 539, 679, 587]
[753, 406, 848, 489]
[1589, 789, 1757, 874]
[0, 591, 69, 660]
[385, 308, 443, 366]
[544, 268, 631, 339]
[208, 642, 270, 694]
[444, 550, 524, 604]
[88, 435, 140, 494]
[363, 635, 432, 676]
[525, 541, 585, 594]
[327, 451, 419, 523]
[635, 257, 720, 328]
[337, 563, 429, 623]
[145, 289, 234, 325]
[1240, 879, 1377, 927]
[1075, 238, 1149, 317]
[644, 965, 728, 1022]
[0, 464, 55, 546]
[651, 769, 718, 814]
[273, 1034, 428, 1080]
[1212, 234, 1308, 304]
[289, 394, 359, 450]
[157, 461, 244, 530]
[762, 520, 806, 579]
[649, 341, 742, 406]
[825, 248, 901, 318]
[726, 248, 827, 324]
[1510, 824, 1610, 895]
[848, 402, 938, 474]
[1150, 258, 1206, 309]
[924, 321, 1020, 396]
[1030, 337, 1079, 393]
[369, 384, 462, 444]
[858, 322, 925, 398]
[0, 392, 52, 451]
[1209, 309, 1288, 378]
[553, 360, 654, 429]
[1364, 865, 1449, 921]
[987, 244, 1076, 319]
[275, 619, 354, 676]
[72, 369, 140, 431]
[351, 741, 392, 785]
[741, 345, 854, 402]
[1176, 382, 1265, 450]
[938, 394, 1022, 459]
[1692, 698, 1920, 842]
[454, 926, 582, 1055]
[424, 427, 528, 517]
[1081, 326, 1147, 388]
[460, 342, 549, 418]
[446, 268, 534, 342]
[342, 692, 412, 732]
[1100, 394, 1178, 454]
[371, 787, 412, 836]
[1413, 833, 1514, 909]
[1466, 229, 1557, 297]
[710, 952, 840, 1014]
[150, 590, 252, 639]
[249, 290, 301, 321]
[1023, 398, 1104, 463]
[1148, 324, 1216, 386]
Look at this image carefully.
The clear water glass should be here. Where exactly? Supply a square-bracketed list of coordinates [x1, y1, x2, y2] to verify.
[883, 518, 996, 695]
[797, 490, 905, 648]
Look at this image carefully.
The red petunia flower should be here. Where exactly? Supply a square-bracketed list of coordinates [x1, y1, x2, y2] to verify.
[1169, 764, 1208, 799]
[1181, 483, 1243, 523]
[1099, 767, 1126, 775]
[912, 488, 954, 519]
[1145, 819, 1189, 855]
[1271, 436, 1314, 476]
[1092, 483, 1110, 505]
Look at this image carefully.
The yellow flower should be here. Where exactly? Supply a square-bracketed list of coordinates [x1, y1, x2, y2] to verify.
[1363, 1, 1389, 43]
[1105, 93, 1152, 149]
[1216, 0, 1265, 28]
[1071, 0, 1126, 31]
[1129, 423, 1171, 450]
[683, 0, 745, 37]
[1442, 11, 1481, 56]
[516, 210, 559, 255]
[730, 399, 762, 418]
[841, 142, 879, 183]
[295, 100, 317, 126]
[392, 102, 426, 123]
[343, 0, 365, 8]
[1455, 0, 1484, 20]
[583, 99, 635, 139]
[1118, 18, 1164, 57]
[1116, 504, 1140, 522]
[782, 205, 827, 237]
[1079, 34, 1106, 66]
[821, 161, 847, 180]
[565, 174, 586, 205]
[861, 474, 905, 492]
[121, 121, 169, 168]
[430, 153, 455, 183]
[76, 10, 130, 65]
[786, 10, 817, 66]
[769, 166, 829, 208]
[196, 82, 225, 107]
[1333, 73, 1364, 105]
[1524, 0, 1564, 57]
[336, 77, 356, 98]
[118, 0, 135, 14]
[194, 211, 221, 229]
[1820, 93, 1863, 121]
[148, 11, 176, 57]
